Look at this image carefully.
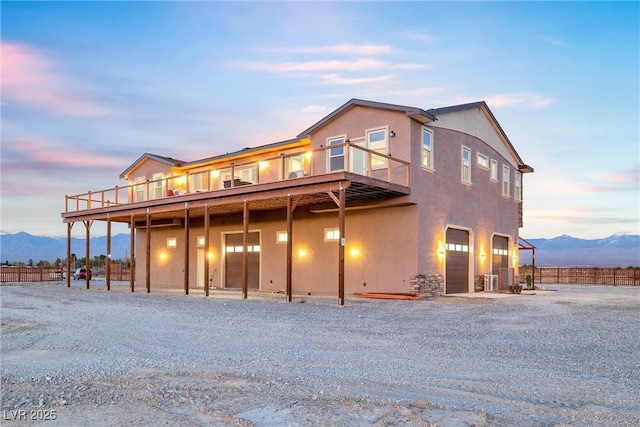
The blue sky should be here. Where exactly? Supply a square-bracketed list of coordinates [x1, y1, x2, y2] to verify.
[1, 1, 638, 240]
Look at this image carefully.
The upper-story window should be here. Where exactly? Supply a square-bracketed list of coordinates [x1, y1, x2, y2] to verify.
[490, 159, 498, 182]
[461, 146, 471, 184]
[502, 165, 511, 197]
[421, 127, 434, 170]
[477, 153, 489, 170]
[151, 173, 164, 200]
[221, 165, 257, 188]
[189, 171, 208, 192]
[285, 154, 304, 179]
[134, 177, 145, 202]
[367, 127, 388, 169]
[327, 136, 346, 172]
[515, 171, 522, 202]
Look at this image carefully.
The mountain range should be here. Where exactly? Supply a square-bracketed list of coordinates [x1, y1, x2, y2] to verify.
[0, 232, 638, 267]
[0, 232, 131, 264]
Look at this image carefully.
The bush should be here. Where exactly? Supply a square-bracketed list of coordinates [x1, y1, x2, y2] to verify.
[509, 283, 522, 294]
[525, 274, 533, 290]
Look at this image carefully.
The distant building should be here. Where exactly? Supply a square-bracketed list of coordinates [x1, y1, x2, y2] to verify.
[62, 98, 533, 303]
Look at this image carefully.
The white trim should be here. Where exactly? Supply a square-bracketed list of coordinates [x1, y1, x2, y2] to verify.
[365, 126, 389, 170]
[502, 165, 511, 198]
[490, 159, 499, 182]
[326, 134, 347, 172]
[476, 153, 489, 170]
[443, 225, 475, 294]
[421, 126, 435, 171]
[461, 146, 472, 184]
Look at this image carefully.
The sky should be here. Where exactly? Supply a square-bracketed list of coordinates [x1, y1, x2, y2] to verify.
[1, 1, 638, 240]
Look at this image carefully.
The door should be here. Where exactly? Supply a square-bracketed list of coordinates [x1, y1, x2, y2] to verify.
[446, 228, 470, 294]
[224, 232, 260, 289]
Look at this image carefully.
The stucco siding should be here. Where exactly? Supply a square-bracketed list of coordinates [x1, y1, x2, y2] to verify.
[134, 203, 418, 295]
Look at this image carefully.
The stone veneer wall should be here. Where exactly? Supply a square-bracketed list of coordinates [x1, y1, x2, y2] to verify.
[474, 275, 485, 292]
[410, 274, 444, 298]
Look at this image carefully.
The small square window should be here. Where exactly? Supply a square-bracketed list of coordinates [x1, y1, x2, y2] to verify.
[167, 237, 177, 249]
[197, 236, 205, 248]
[477, 153, 489, 169]
[324, 228, 340, 242]
[276, 231, 288, 244]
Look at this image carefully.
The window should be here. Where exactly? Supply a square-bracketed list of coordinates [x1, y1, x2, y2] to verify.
[221, 165, 258, 188]
[493, 248, 508, 256]
[276, 231, 288, 244]
[327, 136, 346, 172]
[421, 127, 434, 170]
[189, 171, 208, 192]
[502, 165, 511, 197]
[477, 153, 489, 170]
[197, 236, 205, 248]
[515, 171, 522, 202]
[167, 237, 177, 249]
[490, 159, 498, 182]
[285, 154, 304, 179]
[152, 173, 164, 199]
[367, 128, 388, 169]
[324, 228, 340, 242]
[134, 177, 146, 202]
[461, 146, 471, 184]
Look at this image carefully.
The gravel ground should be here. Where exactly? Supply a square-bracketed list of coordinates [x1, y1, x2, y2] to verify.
[1, 281, 639, 426]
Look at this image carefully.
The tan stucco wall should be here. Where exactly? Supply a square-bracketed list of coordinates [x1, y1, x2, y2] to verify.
[135, 203, 418, 295]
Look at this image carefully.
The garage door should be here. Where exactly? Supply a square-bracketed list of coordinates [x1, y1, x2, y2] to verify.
[492, 235, 509, 291]
[225, 232, 260, 289]
[446, 228, 469, 294]
[492, 236, 509, 274]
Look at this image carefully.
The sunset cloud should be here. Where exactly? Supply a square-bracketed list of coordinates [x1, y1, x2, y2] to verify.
[257, 44, 394, 55]
[3, 137, 122, 172]
[484, 92, 554, 109]
[320, 73, 394, 85]
[0, 42, 109, 116]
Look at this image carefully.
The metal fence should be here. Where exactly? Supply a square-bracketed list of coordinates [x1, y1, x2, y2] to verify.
[519, 267, 640, 286]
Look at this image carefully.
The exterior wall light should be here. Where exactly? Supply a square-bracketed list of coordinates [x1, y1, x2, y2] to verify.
[349, 247, 361, 258]
[389, 131, 396, 138]
[298, 248, 308, 258]
[159, 252, 168, 261]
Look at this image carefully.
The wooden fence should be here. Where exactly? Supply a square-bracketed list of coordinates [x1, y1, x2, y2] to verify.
[1, 267, 64, 282]
[519, 267, 640, 286]
[0, 265, 131, 282]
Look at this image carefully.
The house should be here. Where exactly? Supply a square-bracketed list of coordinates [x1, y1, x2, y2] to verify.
[61, 98, 533, 303]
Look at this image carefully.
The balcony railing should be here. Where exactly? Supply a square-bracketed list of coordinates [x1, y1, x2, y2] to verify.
[65, 143, 411, 213]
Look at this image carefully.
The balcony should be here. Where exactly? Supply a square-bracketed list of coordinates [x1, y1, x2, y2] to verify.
[63, 143, 411, 219]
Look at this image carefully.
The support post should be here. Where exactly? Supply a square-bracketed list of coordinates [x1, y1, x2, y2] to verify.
[66, 222, 74, 288]
[184, 203, 190, 295]
[338, 187, 346, 306]
[146, 208, 151, 293]
[242, 200, 249, 299]
[130, 215, 135, 292]
[106, 215, 111, 291]
[204, 204, 210, 297]
[83, 220, 92, 289]
[286, 195, 293, 302]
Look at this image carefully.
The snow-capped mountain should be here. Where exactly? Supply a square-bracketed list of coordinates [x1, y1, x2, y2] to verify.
[522, 235, 639, 267]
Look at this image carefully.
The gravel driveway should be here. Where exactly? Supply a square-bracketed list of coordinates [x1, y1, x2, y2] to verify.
[1, 282, 639, 426]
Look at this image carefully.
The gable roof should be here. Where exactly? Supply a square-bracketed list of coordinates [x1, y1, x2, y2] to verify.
[120, 153, 186, 179]
[297, 98, 436, 139]
[428, 101, 534, 173]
